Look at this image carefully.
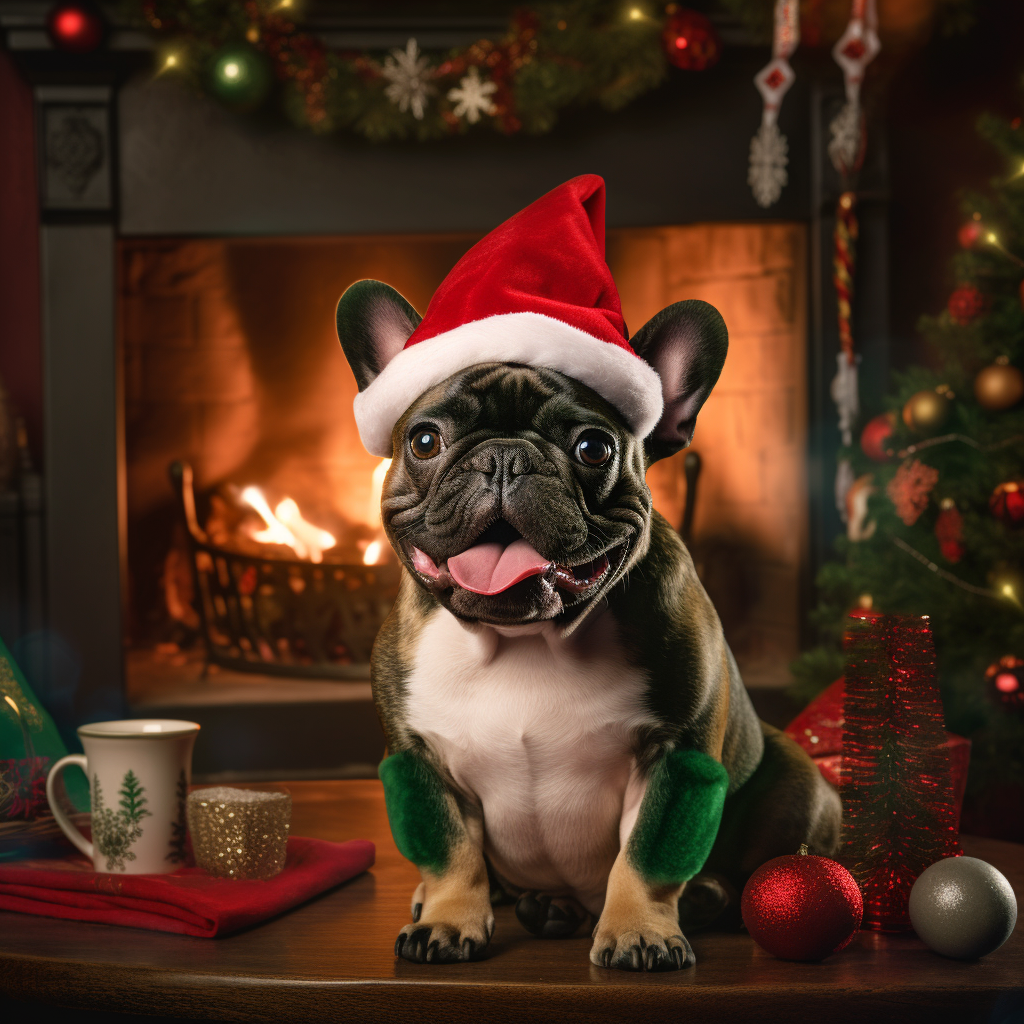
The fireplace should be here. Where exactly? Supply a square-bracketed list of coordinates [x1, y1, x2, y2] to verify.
[121, 223, 808, 708]
[0, 7, 890, 777]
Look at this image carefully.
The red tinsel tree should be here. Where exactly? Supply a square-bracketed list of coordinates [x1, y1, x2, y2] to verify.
[840, 612, 962, 931]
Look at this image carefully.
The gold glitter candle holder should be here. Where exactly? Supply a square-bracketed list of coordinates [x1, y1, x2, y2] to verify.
[187, 787, 291, 879]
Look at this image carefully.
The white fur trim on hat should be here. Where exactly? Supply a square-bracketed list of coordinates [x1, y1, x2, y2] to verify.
[353, 311, 665, 456]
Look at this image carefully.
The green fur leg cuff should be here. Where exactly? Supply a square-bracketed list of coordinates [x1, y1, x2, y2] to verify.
[379, 751, 459, 873]
[626, 749, 729, 885]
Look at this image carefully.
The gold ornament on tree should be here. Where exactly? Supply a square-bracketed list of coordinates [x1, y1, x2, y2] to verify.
[974, 357, 1024, 411]
[902, 386, 953, 435]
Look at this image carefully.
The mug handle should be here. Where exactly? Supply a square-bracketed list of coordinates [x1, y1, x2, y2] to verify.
[46, 755, 93, 860]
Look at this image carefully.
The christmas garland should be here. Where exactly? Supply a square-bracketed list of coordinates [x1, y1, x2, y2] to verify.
[134, 1, 724, 141]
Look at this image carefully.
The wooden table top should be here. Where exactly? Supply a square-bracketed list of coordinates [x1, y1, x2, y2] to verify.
[2, 779, 1022, 1024]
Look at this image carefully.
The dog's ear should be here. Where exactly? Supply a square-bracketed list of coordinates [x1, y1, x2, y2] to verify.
[631, 299, 728, 464]
[336, 280, 422, 391]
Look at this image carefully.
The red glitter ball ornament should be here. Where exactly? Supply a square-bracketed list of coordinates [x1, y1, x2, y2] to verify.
[859, 411, 896, 461]
[661, 9, 721, 71]
[947, 284, 985, 325]
[957, 219, 983, 249]
[46, 1, 105, 51]
[741, 847, 863, 961]
[990, 480, 1024, 526]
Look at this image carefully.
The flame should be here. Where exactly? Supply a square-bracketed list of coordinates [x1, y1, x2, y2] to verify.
[241, 486, 336, 563]
[363, 539, 385, 566]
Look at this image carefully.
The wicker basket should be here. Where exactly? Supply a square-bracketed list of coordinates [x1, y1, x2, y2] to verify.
[170, 462, 399, 679]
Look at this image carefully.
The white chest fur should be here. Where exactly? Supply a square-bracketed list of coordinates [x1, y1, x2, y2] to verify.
[404, 609, 656, 913]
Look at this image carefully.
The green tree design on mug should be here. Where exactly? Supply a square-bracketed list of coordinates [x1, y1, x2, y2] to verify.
[91, 770, 152, 871]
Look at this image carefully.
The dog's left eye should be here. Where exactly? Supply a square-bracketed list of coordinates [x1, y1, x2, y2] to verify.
[575, 431, 614, 467]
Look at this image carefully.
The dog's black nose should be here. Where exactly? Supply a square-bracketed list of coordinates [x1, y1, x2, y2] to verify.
[468, 442, 536, 483]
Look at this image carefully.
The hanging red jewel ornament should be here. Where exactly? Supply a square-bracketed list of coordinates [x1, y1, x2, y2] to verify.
[934, 498, 965, 563]
[661, 7, 721, 71]
[990, 480, 1024, 526]
[748, 0, 799, 209]
[986, 655, 1024, 713]
[741, 845, 863, 961]
[828, 0, 879, 176]
[46, 1, 105, 52]
[947, 284, 985, 325]
[859, 411, 895, 461]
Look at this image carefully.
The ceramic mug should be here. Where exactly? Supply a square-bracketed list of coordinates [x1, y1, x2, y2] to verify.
[46, 719, 200, 874]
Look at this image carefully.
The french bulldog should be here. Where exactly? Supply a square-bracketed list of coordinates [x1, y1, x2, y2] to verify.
[336, 279, 841, 972]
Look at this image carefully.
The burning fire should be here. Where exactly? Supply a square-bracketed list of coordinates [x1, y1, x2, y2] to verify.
[241, 487, 336, 563]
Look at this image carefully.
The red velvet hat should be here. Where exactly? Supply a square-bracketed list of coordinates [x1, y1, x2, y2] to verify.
[353, 175, 664, 456]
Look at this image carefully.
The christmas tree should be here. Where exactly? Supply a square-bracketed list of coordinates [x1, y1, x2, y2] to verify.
[794, 103, 1024, 838]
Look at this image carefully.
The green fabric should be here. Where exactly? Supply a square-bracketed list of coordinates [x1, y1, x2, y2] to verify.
[627, 748, 729, 885]
[0, 634, 89, 820]
[379, 751, 460, 873]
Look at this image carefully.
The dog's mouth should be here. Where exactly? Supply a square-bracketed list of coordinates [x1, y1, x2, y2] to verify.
[408, 521, 621, 600]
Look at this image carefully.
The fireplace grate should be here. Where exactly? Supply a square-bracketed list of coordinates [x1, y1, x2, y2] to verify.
[170, 462, 399, 680]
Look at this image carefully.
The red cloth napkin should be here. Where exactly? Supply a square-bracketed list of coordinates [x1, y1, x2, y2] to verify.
[0, 836, 374, 937]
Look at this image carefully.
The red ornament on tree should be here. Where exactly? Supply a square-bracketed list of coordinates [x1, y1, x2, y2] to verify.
[46, 1, 105, 52]
[986, 655, 1024, 712]
[841, 614, 962, 931]
[741, 846, 863, 961]
[859, 411, 896, 461]
[947, 284, 985, 325]
[957, 219, 983, 249]
[990, 480, 1024, 526]
[661, 8, 721, 71]
[934, 498, 965, 563]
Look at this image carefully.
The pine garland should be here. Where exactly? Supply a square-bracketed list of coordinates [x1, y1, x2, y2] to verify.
[133, 0, 676, 141]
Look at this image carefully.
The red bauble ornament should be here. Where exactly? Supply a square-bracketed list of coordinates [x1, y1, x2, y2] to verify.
[957, 220, 983, 249]
[46, 1, 105, 51]
[661, 9, 721, 71]
[986, 656, 1024, 713]
[990, 480, 1024, 526]
[859, 411, 896, 461]
[741, 847, 863, 961]
[935, 498, 965, 563]
[947, 285, 985, 325]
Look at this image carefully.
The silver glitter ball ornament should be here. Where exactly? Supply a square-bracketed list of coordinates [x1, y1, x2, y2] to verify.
[908, 856, 1017, 960]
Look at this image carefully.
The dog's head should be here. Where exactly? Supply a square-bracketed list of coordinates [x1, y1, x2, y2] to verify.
[337, 280, 727, 630]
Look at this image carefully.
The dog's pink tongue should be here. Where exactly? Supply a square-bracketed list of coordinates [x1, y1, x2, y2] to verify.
[448, 539, 552, 596]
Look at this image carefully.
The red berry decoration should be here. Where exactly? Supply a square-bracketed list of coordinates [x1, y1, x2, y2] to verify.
[990, 480, 1024, 526]
[46, 1, 105, 52]
[741, 846, 863, 961]
[947, 285, 985, 325]
[661, 8, 721, 71]
[957, 219, 983, 249]
[986, 656, 1024, 712]
[859, 411, 896, 461]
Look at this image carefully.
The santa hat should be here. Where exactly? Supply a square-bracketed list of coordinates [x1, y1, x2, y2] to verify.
[353, 175, 664, 457]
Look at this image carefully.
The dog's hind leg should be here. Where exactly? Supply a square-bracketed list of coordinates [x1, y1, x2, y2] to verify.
[515, 893, 591, 938]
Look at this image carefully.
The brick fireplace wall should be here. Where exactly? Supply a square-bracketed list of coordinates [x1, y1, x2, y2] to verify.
[121, 224, 806, 687]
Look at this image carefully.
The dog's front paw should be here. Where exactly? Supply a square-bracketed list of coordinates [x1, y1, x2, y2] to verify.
[590, 921, 695, 972]
[395, 914, 494, 965]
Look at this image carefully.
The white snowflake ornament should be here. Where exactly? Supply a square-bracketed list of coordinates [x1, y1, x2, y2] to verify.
[748, 121, 789, 209]
[447, 67, 496, 124]
[382, 38, 435, 121]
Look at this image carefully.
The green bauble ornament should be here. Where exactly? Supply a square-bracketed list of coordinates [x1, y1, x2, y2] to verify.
[208, 44, 271, 111]
[908, 857, 1017, 960]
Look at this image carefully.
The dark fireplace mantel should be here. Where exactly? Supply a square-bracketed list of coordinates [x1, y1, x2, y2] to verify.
[0, 2, 890, 769]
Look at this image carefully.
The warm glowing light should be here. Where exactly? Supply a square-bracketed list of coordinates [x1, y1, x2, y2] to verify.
[675, 35, 688, 48]
[164, 54, 178, 68]
[628, 7, 643, 19]
[4, 695, 20, 716]
[222, 61, 241, 80]
[986, 231, 998, 244]
[54, 9, 86, 39]
[368, 458, 392, 526]
[363, 540, 385, 566]
[1002, 583, 1015, 598]
[995, 672, 1019, 694]
[241, 487, 336, 562]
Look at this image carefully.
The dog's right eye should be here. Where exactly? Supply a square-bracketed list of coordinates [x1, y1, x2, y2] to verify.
[410, 427, 441, 459]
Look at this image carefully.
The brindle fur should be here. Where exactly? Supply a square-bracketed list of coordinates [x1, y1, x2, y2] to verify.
[338, 282, 841, 970]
